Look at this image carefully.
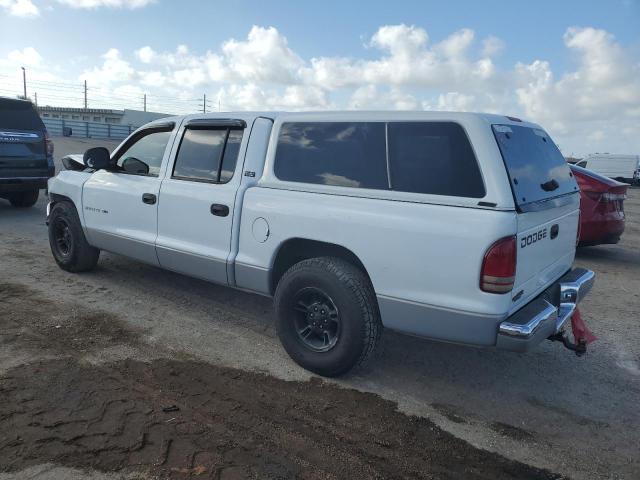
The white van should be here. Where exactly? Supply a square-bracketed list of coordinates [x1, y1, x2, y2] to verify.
[576, 154, 640, 184]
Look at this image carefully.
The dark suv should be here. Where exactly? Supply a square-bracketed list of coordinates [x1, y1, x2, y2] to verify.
[0, 97, 54, 207]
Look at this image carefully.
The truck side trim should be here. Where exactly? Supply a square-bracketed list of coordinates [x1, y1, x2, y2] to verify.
[235, 261, 271, 295]
[86, 228, 159, 266]
[157, 245, 228, 284]
[377, 294, 505, 346]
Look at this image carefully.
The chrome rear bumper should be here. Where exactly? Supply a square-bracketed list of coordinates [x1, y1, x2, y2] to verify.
[496, 268, 595, 352]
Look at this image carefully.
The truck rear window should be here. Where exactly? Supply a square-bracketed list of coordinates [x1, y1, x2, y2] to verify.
[492, 124, 577, 207]
[0, 98, 44, 131]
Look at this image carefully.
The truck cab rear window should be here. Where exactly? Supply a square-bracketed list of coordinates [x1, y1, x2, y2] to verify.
[492, 124, 577, 207]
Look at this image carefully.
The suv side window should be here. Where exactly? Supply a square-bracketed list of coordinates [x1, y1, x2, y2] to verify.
[115, 129, 172, 176]
[387, 122, 485, 198]
[274, 122, 388, 189]
[172, 128, 243, 183]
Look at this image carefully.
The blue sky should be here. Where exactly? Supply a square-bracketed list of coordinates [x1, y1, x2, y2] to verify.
[0, 0, 639, 155]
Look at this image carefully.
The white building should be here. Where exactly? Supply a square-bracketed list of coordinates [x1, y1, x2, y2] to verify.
[38, 106, 169, 128]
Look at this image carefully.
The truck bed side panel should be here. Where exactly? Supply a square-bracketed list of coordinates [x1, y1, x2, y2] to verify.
[236, 187, 517, 344]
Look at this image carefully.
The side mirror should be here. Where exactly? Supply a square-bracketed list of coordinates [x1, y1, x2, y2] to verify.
[83, 147, 111, 170]
[61, 154, 85, 171]
[121, 157, 150, 175]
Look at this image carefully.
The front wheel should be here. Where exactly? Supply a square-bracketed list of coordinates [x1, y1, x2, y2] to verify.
[48, 201, 100, 272]
[274, 257, 382, 377]
[9, 190, 39, 208]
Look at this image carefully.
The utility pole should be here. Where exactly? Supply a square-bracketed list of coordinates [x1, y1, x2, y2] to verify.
[34, 92, 37, 107]
[84, 80, 87, 109]
[143, 94, 147, 112]
[203, 93, 206, 113]
[21, 67, 27, 99]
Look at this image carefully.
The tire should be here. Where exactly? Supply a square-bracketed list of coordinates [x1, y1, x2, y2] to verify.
[9, 190, 39, 208]
[48, 201, 100, 272]
[274, 257, 382, 377]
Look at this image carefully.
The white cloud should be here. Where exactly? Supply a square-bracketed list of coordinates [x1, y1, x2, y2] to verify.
[370, 24, 429, 57]
[172, 67, 207, 88]
[56, 0, 154, 9]
[0, 0, 39, 17]
[139, 70, 165, 87]
[348, 85, 419, 110]
[432, 92, 477, 111]
[5, 47, 43, 67]
[217, 26, 304, 83]
[135, 46, 156, 64]
[79, 48, 135, 87]
[301, 25, 500, 90]
[515, 27, 640, 139]
[7, 24, 638, 155]
[215, 83, 329, 111]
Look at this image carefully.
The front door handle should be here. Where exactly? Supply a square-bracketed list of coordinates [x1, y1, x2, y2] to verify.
[210, 203, 229, 217]
[142, 193, 157, 205]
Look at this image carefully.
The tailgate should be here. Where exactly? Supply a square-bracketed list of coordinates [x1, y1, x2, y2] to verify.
[0, 129, 48, 177]
[511, 196, 580, 313]
[491, 122, 581, 314]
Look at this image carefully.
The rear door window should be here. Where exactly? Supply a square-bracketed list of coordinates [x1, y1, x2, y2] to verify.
[387, 122, 485, 197]
[172, 127, 243, 183]
[274, 122, 388, 189]
[492, 124, 578, 207]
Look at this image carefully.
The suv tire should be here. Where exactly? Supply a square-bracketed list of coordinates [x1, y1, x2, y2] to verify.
[274, 257, 382, 377]
[48, 201, 100, 272]
[9, 190, 39, 208]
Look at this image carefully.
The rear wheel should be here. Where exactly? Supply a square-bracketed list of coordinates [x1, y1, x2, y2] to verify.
[274, 257, 381, 377]
[48, 201, 100, 272]
[9, 190, 39, 208]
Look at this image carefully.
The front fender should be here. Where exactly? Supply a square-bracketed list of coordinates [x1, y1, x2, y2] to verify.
[48, 170, 93, 227]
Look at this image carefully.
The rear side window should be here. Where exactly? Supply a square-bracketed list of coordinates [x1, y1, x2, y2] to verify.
[274, 122, 388, 189]
[492, 124, 578, 207]
[387, 122, 485, 197]
[220, 129, 243, 183]
[0, 98, 44, 131]
[173, 127, 243, 183]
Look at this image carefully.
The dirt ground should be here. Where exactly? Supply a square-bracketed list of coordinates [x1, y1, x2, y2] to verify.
[0, 137, 638, 479]
[0, 282, 559, 480]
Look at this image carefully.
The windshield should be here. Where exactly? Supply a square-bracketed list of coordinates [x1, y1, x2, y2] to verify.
[492, 124, 578, 207]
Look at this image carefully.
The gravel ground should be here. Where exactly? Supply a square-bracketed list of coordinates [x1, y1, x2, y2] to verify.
[0, 137, 638, 479]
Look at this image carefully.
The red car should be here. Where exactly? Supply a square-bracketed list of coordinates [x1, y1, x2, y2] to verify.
[571, 164, 628, 246]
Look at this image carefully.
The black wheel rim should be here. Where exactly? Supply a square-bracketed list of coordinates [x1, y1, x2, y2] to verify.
[291, 287, 340, 352]
[53, 217, 73, 257]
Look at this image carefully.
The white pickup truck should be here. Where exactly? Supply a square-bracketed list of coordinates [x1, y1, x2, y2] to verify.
[47, 112, 595, 376]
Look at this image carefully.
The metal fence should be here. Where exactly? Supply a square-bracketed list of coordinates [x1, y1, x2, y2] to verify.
[42, 118, 135, 140]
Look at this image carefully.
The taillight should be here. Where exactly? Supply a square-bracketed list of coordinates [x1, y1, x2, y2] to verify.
[576, 207, 582, 246]
[585, 190, 626, 203]
[45, 131, 54, 157]
[480, 236, 516, 294]
[601, 192, 626, 202]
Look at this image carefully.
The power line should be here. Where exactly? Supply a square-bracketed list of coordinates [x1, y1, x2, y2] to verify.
[2, 71, 217, 115]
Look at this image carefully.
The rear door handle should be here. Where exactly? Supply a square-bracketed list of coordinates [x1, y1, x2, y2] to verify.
[142, 193, 157, 205]
[210, 204, 229, 217]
